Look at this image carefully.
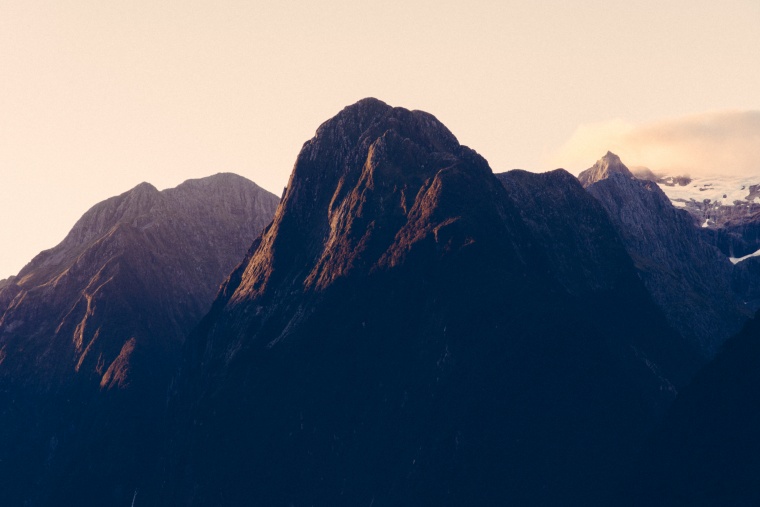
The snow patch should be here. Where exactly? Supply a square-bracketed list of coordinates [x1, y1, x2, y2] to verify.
[729, 248, 760, 265]
[658, 174, 760, 207]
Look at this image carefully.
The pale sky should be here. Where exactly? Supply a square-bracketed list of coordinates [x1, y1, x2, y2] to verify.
[1, 0, 759, 278]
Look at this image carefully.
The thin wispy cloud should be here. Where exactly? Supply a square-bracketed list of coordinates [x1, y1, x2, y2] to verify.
[551, 111, 760, 176]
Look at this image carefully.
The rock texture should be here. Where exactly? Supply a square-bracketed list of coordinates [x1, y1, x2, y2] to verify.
[705, 213, 760, 259]
[0, 173, 278, 506]
[496, 168, 633, 296]
[732, 257, 760, 311]
[634, 169, 760, 231]
[632, 169, 760, 261]
[580, 153, 749, 355]
[156, 99, 701, 506]
[577, 151, 634, 187]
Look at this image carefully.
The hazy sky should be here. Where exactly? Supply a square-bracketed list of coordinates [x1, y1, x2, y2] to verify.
[1, 0, 759, 278]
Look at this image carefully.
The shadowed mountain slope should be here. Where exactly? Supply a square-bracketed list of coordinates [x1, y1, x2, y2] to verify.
[580, 152, 748, 355]
[0, 173, 278, 506]
[626, 312, 760, 506]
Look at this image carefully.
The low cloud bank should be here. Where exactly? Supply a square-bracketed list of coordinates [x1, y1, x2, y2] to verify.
[551, 110, 760, 177]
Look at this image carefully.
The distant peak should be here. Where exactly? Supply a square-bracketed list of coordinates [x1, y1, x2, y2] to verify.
[130, 181, 159, 194]
[577, 151, 634, 188]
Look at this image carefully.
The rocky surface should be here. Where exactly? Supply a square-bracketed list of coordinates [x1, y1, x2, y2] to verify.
[705, 213, 760, 260]
[580, 153, 749, 355]
[156, 99, 701, 506]
[496, 168, 633, 296]
[731, 256, 760, 312]
[0, 173, 278, 505]
[633, 169, 760, 259]
[634, 170, 760, 229]
[577, 150, 635, 187]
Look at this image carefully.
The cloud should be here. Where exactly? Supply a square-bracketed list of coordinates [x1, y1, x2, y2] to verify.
[549, 110, 760, 177]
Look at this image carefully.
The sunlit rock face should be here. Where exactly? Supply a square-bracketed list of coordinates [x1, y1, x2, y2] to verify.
[577, 150, 634, 187]
[158, 99, 701, 507]
[0, 173, 278, 506]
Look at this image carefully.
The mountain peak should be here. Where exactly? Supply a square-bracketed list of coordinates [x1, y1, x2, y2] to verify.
[131, 181, 158, 193]
[227, 98, 487, 300]
[309, 98, 459, 153]
[577, 151, 634, 187]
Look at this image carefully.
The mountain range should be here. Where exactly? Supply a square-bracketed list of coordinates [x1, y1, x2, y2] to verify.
[1, 98, 759, 506]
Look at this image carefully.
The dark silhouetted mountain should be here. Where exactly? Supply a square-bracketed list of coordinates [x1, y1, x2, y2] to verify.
[579, 152, 749, 355]
[496, 168, 634, 296]
[625, 312, 760, 506]
[156, 99, 701, 506]
[0, 173, 278, 506]
[732, 256, 760, 312]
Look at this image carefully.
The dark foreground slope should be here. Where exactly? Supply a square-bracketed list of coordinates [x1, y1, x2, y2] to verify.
[0, 174, 278, 506]
[580, 153, 748, 355]
[157, 99, 701, 506]
[626, 312, 760, 506]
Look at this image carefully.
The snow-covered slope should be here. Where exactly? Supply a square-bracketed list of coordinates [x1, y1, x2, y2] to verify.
[635, 171, 760, 228]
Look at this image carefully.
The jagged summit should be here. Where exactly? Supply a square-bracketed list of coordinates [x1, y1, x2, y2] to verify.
[577, 151, 634, 188]
[233, 98, 485, 299]
[582, 154, 747, 355]
[307, 97, 459, 168]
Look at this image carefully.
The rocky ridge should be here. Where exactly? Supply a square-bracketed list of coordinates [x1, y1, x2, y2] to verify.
[579, 153, 749, 355]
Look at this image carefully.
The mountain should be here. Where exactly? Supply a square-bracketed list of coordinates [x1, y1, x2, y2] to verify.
[496, 168, 637, 296]
[579, 153, 748, 355]
[577, 150, 634, 187]
[633, 169, 760, 230]
[632, 169, 760, 260]
[156, 99, 701, 506]
[0, 173, 278, 505]
[646, 172, 760, 310]
[626, 312, 760, 506]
